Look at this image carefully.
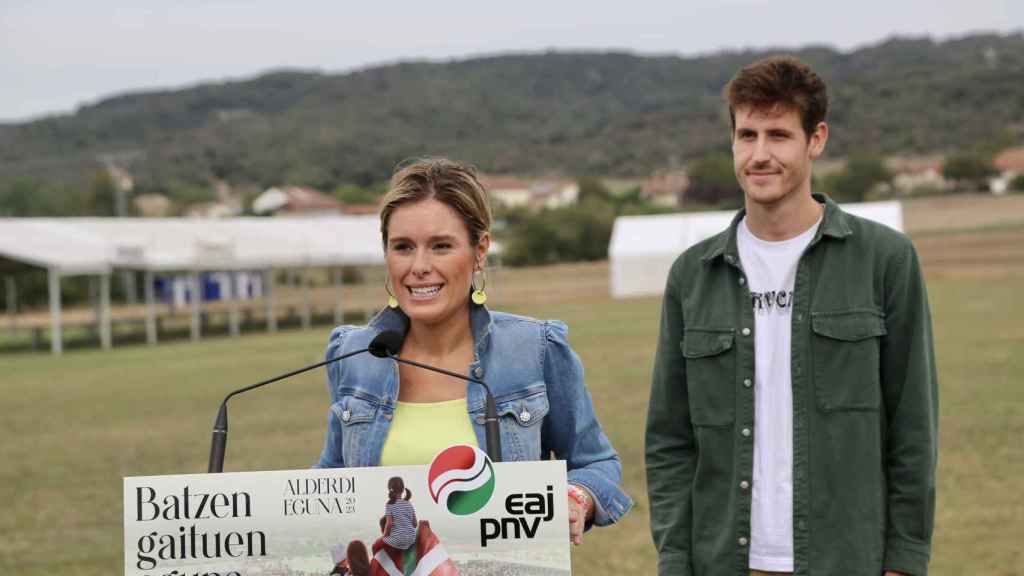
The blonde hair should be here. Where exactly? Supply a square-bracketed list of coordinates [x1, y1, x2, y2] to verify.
[379, 158, 492, 247]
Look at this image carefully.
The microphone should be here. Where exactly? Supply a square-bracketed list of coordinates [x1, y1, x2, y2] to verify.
[370, 330, 502, 462]
[207, 332, 393, 473]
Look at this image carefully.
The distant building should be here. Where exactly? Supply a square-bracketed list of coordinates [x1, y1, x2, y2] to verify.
[173, 181, 245, 218]
[530, 179, 579, 210]
[993, 147, 1024, 174]
[133, 193, 172, 217]
[480, 175, 534, 208]
[989, 148, 1024, 195]
[886, 155, 951, 194]
[479, 175, 579, 210]
[641, 169, 690, 207]
[252, 186, 343, 217]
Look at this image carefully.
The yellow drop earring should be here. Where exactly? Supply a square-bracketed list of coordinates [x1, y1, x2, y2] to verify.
[385, 277, 399, 309]
[471, 269, 487, 305]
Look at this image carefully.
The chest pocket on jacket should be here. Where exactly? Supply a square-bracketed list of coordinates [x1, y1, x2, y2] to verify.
[681, 328, 736, 426]
[331, 393, 380, 464]
[811, 310, 886, 411]
[495, 389, 549, 461]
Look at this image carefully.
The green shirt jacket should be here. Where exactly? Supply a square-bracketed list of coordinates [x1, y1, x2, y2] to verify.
[646, 195, 938, 576]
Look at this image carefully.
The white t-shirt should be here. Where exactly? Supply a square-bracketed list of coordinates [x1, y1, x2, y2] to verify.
[737, 214, 821, 572]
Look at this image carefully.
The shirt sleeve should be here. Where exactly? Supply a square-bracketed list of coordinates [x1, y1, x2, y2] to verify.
[645, 260, 696, 576]
[314, 325, 355, 469]
[541, 319, 633, 527]
[880, 241, 939, 576]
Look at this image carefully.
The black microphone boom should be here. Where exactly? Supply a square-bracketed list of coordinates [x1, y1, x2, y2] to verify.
[206, 334, 391, 473]
[206, 330, 503, 473]
[369, 330, 503, 463]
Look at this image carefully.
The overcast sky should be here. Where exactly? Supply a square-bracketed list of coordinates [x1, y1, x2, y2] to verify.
[1, 0, 1021, 122]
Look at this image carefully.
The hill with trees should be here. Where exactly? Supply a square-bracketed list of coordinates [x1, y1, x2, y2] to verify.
[1, 32, 1022, 215]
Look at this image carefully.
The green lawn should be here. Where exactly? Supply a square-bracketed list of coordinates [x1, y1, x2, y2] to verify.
[1, 275, 1021, 574]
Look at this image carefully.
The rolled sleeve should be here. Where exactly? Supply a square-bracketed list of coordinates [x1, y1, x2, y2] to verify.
[542, 319, 633, 527]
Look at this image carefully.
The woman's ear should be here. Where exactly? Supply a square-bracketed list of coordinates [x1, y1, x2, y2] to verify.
[476, 231, 491, 269]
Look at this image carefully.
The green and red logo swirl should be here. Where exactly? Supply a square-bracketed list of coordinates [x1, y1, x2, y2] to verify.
[428, 445, 495, 516]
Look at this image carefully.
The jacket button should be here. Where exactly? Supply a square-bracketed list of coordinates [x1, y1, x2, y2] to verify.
[725, 255, 735, 263]
[738, 277, 746, 286]
[341, 410, 351, 422]
[520, 410, 531, 423]
[741, 427, 751, 438]
[741, 327, 751, 336]
[740, 480, 750, 490]
[738, 536, 748, 547]
[743, 378, 752, 388]
[473, 366, 484, 378]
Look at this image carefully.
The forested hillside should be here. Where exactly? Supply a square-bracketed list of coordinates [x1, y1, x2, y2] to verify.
[1, 33, 1022, 214]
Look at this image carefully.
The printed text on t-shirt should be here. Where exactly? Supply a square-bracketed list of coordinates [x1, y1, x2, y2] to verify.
[750, 290, 793, 313]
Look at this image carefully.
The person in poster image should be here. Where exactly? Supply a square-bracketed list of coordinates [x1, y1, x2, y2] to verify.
[382, 477, 417, 551]
[645, 56, 938, 576]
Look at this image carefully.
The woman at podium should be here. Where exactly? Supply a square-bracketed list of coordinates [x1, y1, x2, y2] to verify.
[315, 158, 632, 544]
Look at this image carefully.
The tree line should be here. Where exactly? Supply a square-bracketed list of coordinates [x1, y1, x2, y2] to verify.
[1, 33, 1023, 215]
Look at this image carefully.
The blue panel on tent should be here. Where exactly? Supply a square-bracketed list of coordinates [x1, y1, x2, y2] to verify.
[203, 274, 221, 301]
[154, 277, 169, 302]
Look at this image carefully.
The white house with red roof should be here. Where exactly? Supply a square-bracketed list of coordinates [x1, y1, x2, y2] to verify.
[479, 175, 579, 210]
[991, 147, 1024, 194]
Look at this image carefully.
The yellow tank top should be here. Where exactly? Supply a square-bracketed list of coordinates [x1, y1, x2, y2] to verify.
[379, 398, 479, 466]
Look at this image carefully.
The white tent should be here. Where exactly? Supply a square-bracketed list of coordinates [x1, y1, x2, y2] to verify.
[609, 201, 904, 298]
[0, 216, 384, 354]
[0, 219, 112, 275]
[64, 216, 383, 271]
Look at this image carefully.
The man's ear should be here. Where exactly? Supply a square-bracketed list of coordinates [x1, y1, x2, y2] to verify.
[809, 121, 829, 159]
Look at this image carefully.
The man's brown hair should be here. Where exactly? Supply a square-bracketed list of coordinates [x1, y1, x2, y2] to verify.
[725, 56, 828, 138]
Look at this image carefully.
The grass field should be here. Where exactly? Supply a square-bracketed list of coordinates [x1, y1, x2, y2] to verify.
[2, 214, 1023, 574]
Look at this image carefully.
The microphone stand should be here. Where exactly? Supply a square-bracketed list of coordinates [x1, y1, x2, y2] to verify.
[207, 347, 370, 473]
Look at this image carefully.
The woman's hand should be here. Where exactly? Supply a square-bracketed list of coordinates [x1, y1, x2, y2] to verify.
[567, 484, 594, 546]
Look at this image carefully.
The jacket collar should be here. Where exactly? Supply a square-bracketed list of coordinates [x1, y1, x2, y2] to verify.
[367, 302, 494, 356]
[700, 193, 852, 264]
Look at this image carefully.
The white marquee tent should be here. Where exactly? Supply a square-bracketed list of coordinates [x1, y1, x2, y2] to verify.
[0, 216, 384, 354]
[609, 201, 905, 298]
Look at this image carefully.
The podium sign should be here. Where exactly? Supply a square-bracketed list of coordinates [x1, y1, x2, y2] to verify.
[124, 449, 570, 575]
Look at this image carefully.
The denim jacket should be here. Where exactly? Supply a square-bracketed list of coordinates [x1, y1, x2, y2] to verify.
[315, 304, 633, 527]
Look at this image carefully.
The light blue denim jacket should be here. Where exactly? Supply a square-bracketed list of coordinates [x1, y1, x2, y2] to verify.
[314, 304, 633, 527]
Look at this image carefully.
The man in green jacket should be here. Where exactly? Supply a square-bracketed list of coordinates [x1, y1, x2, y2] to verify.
[645, 56, 938, 576]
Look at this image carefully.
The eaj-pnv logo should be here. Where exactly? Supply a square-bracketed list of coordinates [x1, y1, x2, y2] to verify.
[428, 445, 495, 516]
